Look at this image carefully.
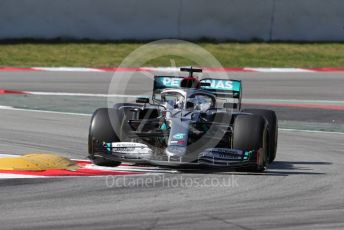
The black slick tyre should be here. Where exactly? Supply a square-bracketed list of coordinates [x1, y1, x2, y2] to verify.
[241, 109, 278, 163]
[233, 114, 268, 172]
[88, 108, 126, 167]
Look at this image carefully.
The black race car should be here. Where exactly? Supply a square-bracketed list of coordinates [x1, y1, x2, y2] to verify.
[88, 67, 278, 171]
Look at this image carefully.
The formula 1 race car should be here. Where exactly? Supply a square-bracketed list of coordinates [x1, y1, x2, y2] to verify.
[88, 67, 278, 171]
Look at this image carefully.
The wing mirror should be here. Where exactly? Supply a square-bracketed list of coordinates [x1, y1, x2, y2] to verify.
[136, 97, 150, 104]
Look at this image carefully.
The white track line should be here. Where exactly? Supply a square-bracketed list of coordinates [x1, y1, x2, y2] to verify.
[24, 91, 141, 98]
[243, 99, 344, 105]
[0, 154, 20, 158]
[32, 67, 105, 72]
[279, 128, 344, 135]
[245, 68, 315, 73]
[0, 105, 90, 116]
[0, 174, 45, 179]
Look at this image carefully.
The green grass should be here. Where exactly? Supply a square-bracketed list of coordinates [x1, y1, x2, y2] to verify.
[1, 42, 344, 67]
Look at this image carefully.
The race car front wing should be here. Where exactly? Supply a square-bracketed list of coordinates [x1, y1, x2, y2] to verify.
[93, 142, 261, 168]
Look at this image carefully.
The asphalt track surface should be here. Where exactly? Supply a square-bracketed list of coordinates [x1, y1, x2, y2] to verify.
[0, 71, 343, 229]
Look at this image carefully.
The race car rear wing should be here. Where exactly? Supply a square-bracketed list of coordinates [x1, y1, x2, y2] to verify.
[200, 78, 241, 99]
[152, 76, 242, 108]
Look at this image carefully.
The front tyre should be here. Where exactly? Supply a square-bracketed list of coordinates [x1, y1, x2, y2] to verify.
[88, 108, 124, 167]
[242, 109, 278, 163]
[233, 114, 268, 172]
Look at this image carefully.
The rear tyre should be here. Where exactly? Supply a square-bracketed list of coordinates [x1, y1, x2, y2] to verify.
[88, 108, 126, 167]
[233, 114, 268, 172]
[242, 109, 278, 163]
